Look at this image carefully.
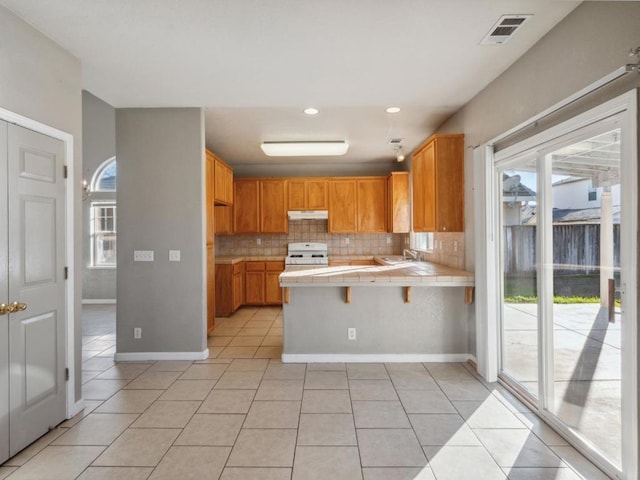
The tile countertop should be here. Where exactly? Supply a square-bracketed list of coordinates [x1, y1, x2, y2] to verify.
[215, 255, 378, 265]
[279, 257, 474, 287]
[215, 255, 285, 264]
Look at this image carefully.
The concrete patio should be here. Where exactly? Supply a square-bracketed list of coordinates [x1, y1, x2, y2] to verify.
[503, 302, 622, 466]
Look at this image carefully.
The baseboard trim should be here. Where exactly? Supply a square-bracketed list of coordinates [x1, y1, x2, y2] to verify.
[281, 353, 474, 363]
[82, 299, 116, 305]
[67, 399, 85, 419]
[114, 349, 209, 362]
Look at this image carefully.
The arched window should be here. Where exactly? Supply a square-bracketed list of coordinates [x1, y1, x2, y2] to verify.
[90, 158, 117, 267]
[91, 157, 116, 192]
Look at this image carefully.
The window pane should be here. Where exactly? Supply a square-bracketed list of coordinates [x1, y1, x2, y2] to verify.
[91, 202, 117, 267]
[548, 128, 621, 467]
[95, 160, 116, 191]
[412, 232, 432, 251]
[500, 159, 539, 399]
[95, 233, 116, 266]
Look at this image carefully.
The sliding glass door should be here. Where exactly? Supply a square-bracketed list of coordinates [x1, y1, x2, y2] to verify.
[545, 128, 622, 467]
[499, 156, 540, 400]
[495, 93, 637, 479]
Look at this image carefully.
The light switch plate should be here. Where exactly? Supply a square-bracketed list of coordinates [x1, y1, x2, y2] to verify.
[134, 250, 154, 262]
[169, 250, 181, 262]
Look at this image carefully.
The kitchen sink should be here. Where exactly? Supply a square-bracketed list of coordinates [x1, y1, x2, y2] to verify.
[380, 256, 412, 264]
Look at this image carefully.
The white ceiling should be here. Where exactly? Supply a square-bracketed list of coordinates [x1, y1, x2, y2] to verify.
[1, 0, 581, 168]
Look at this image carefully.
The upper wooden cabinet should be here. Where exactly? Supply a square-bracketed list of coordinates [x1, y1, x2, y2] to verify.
[288, 178, 328, 210]
[328, 179, 358, 233]
[234, 178, 288, 234]
[357, 177, 387, 233]
[412, 134, 464, 232]
[211, 151, 234, 206]
[387, 172, 410, 233]
[234, 179, 260, 233]
[328, 177, 387, 233]
[205, 151, 215, 245]
[260, 179, 288, 233]
[214, 205, 233, 235]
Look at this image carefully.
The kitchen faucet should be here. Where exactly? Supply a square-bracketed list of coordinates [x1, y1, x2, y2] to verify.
[403, 249, 419, 261]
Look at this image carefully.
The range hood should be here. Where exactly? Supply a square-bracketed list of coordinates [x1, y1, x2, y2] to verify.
[287, 210, 329, 221]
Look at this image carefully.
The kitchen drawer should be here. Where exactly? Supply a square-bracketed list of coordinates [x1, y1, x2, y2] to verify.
[266, 261, 285, 271]
[245, 261, 265, 271]
[233, 262, 244, 275]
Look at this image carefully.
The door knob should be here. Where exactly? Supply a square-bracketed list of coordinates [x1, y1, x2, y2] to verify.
[0, 304, 7, 315]
[10, 302, 27, 312]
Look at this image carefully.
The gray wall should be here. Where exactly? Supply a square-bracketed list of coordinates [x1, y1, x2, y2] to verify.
[116, 108, 206, 355]
[0, 6, 83, 402]
[433, 1, 640, 356]
[437, 1, 640, 273]
[284, 287, 471, 356]
[82, 90, 116, 300]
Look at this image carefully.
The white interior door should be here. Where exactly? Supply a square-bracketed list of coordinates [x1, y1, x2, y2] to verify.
[6, 123, 66, 457]
[0, 121, 9, 462]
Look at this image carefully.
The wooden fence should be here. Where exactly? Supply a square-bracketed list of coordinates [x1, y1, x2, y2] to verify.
[503, 224, 620, 274]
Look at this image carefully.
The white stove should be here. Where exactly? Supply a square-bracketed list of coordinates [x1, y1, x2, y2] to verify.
[285, 242, 329, 266]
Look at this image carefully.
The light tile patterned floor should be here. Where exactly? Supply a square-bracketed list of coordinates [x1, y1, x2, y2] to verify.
[0, 305, 612, 479]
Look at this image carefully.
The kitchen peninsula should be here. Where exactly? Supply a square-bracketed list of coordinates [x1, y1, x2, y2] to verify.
[279, 258, 475, 363]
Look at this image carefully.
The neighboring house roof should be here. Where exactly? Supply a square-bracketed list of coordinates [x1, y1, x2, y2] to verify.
[503, 173, 536, 200]
[521, 206, 620, 225]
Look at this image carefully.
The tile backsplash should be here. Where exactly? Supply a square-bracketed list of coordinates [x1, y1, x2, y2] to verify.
[215, 220, 408, 257]
[417, 232, 465, 270]
[215, 221, 466, 270]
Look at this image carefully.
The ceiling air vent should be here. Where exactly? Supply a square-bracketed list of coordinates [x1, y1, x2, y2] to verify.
[388, 138, 403, 145]
[481, 14, 532, 45]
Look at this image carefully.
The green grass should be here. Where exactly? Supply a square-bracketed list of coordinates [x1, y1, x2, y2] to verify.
[505, 295, 621, 306]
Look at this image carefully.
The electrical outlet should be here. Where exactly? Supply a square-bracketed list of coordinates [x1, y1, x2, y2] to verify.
[134, 250, 154, 262]
[256, 238, 262, 245]
[453, 241, 458, 253]
[348, 327, 356, 340]
[344, 237, 350, 245]
[169, 250, 181, 261]
[134, 327, 142, 339]
[386, 236, 392, 245]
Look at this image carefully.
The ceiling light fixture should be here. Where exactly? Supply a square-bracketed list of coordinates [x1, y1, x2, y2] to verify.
[304, 107, 319, 115]
[261, 141, 349, 157]
[386, 106, 401, 114]
[394, 146, 405, 162]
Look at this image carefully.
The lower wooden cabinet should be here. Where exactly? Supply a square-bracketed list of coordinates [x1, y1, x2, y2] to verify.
[207, 245, 215, 332]
[244, 262, 266, 305]
[245, 261, 285, 305]
[232, 263, 244, 311]
[215, 262, 244, 317]
[265, 261, 285, 304]
[215, 259, 285, 315]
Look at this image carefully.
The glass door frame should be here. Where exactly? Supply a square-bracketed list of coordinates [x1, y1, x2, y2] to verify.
[495, 151, 541, 408]
[490, 90, 637, 480]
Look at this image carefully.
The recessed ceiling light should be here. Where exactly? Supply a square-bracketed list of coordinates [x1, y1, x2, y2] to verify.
[261, 141, 349, 157]
[304, 107, 319, 115]
[386, 107, 401, 114]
